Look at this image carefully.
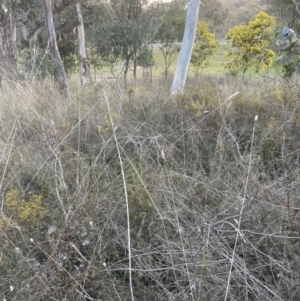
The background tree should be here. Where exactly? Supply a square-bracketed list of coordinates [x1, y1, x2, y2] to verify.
[18, 0, 48, 77]
[75, 2, 91, 86]
[263, 0, 299, 29]
[89, 0, 149, 81]
[199, 0, 228, 38]
[191, 20, 218, 76]
[263, 0, 300, 77]
[134, 1, 165, 81]
[92, 20, 144, 81]
[15, 0, 81, 82]
[41, 0, 69, 96]
[137, 46, 154, 81]
[112, 0, 148, 80]
[85, 2, 113, 79]
[155, 0, 186, 80]
[226, 0, 263, 28]
[0, 0, 20, 81]
[226, 11, 276, 79]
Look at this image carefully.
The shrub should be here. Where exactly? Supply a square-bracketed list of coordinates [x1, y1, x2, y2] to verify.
[4, 187, 46, 225]
[226, 11, 276, 79]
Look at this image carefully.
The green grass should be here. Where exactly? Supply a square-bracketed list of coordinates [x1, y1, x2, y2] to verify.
[194, 42, 232, 75]
[92, 42, 285, 80]
[91, 43, 231, 80]
[150, 43, 232, 76]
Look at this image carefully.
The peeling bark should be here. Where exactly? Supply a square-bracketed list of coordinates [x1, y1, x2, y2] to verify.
[41, 0, 69, 97]
[74, 3, 91, 86]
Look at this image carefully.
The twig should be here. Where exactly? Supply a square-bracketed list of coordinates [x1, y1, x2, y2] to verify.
[104, 90, 135, 301]
[224, 115, 258, 301]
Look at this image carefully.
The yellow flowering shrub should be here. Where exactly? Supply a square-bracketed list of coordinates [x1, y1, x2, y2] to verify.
[226, 11, 276, 78]
[191, 21, 219, 72]
[4, 187, 46, 224]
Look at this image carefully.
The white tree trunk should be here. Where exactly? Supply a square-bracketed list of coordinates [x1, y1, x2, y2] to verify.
[170, 0, 201, 95]
[75, 3, 91, 86]
[41, 0, 69, 97]
[21, 24, 27, 41]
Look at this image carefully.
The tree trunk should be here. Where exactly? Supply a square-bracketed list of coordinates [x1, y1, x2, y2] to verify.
[124, 56, 130, 84]
[41, 0, 69, 97]
[170, 0, 201, 95]
[9, 0, 18, 71]
[0, 1, 18, 79]
[242, 66, 247, 81]
[21, 23, 27, 41]
[75, 3, 91, 86]
[21, 10, 29, 41]
[29, 27, 43, 79]
[0, 5, 6, 81]
[133, 58, 137, 81]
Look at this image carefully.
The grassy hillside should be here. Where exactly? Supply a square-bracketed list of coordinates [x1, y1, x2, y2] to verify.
[1, 73, 300, 300]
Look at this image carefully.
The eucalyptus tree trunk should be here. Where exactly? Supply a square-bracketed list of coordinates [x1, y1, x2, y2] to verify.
[21, 20, 27, 41]
[170, 0, 201, 95]
[75, 3, 91, 86]
[0, 0, 18, 79]
[133, 58, 137, 81]
[41, 0, 69, 97]
[0, 4, 6, 86]
[9, 0, 18, 71]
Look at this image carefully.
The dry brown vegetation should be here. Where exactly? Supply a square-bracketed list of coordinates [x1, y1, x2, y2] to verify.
[1, 74, 300, 300]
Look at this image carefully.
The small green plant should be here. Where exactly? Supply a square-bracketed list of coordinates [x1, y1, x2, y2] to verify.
[280, 54, 298, 78]
[126, 161, 155, 236]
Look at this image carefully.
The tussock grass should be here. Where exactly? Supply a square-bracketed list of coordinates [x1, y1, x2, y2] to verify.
[1, 74, 300, 300]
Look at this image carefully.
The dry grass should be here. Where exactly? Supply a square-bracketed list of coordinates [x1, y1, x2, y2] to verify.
[1, 74, 300, 300]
